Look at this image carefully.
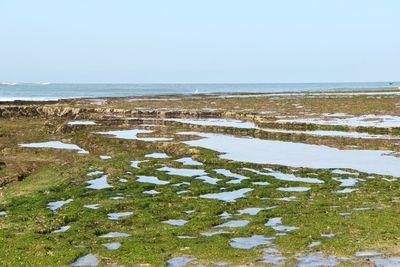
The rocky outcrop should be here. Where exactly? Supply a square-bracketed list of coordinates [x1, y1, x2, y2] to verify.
[0, 104, 259, 121]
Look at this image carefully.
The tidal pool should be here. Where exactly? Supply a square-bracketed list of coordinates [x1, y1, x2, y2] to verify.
[99, 232, 130, 238]
[333, 177, 362, 187]
[201, 230, 232, 237]
[175, 157, 203, 166]
[19, 141, 89, 154]
[260, 254, 286, 265]
[137, 175, 170, 185]
[230, 235, 273, 249]
[260, 248, 286, 265]
[86, 170, 103, 177]
[52, 225, 70, 233]
[334, 188, 358, 194]
[274, 196, 298, 201]
[252, 181, 270, 186]
[130, 160, 147, 168]
[196, 175, 220, 185]
[143, 190, 160, 195]
[355, 251, 381, 257]
[267, 171, 324, 184]
[277, 187, 311, 192]
[102, 242, 121, 250]
[166, 256, 195, 267]
[218, 211, 232, 219]
[166, 118, 256, 129]
[95, 129, 172, 142]
[200, 188, 253, 202]
[145, 153, 170, 158]
[84, 204, 100, 209]
[157, 166, 207, 177]
[296, 252, 339, 267]
[277, 114, 400, 128]
[265, 217, 299, 232]
[321, 233, 336, 238]
[214, 220, 249, 228]
[71, 253, 99, 267]
[162, 219, 188, 226]
[177, 190, 191, 195]
[47, 199, 73, 211]
[237, 206, 277, 215]
[173, 182, 190, 186]
[308, 241, 322, 248]
[68, 120, 97, 126]
[86, 175, 113, 190]
[181, 132, 400, 177]
[169, 117, 399, 139]
[370, 257, 400, 266]
[107, 212, 133, 220]
[213, 169, 249, 184]
[261, 128, 400, 140]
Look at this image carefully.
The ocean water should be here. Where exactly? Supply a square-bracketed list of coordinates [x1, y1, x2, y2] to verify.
[0, 82, 399, 101]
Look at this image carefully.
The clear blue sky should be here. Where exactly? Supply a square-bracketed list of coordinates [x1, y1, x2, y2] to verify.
[1, 0, 399, 83]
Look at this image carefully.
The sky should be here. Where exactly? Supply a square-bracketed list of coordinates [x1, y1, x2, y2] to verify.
[0, 0, 399, 83]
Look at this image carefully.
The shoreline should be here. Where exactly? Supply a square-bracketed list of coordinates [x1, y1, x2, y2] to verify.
[1, 86, 400, 104]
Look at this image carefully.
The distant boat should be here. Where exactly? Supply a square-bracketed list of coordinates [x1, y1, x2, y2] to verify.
[389, 82, 394, 85]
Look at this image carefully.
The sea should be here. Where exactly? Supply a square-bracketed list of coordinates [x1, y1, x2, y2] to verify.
[0, 82, 399, 101]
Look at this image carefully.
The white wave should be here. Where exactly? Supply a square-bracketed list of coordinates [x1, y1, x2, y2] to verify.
[0, 82, 17, 85]
[0, 97, 60, 102]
